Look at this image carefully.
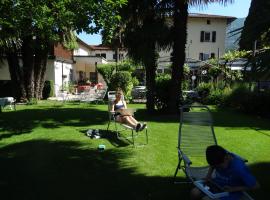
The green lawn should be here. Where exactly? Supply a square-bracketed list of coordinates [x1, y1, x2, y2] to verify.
[0, 101, 269, 200]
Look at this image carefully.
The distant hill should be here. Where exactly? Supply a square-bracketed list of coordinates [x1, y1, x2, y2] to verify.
[225, 18, 246, 51]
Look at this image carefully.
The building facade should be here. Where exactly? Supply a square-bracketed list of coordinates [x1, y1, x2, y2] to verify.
[0, 13, 235, 96]
[158, 13, 236, 72]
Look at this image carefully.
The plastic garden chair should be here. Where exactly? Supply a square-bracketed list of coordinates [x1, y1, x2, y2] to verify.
[173, 104, 254, 200]
[106, 91, 148, 146]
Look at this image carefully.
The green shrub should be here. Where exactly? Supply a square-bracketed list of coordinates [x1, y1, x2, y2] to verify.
[207, 89, 225, 105]
[42, 80, 54, 99]
[196, 82, 212, 103]
[97, 64, 115, 85]
[208, 66, 222, 80]
[182, 79, 190, 91]
[117, 61, 135, 72]
[109, 71, 133, 98]
[221, 83, 270, 116]
[154, 74, 171, 111]
[131, 76, 139, 87]
[27, 98, 38, 105]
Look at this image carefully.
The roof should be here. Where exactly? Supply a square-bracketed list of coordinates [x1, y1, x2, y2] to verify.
[189, 13, 236, 20]
[89, 45, 112, 51]
[76, 37, 91, 49]
[76, 38, 114, 51]
[77, 13, 237, 48]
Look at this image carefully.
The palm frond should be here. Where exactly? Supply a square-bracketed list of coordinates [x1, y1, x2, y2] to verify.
[0, 37, 22, 52]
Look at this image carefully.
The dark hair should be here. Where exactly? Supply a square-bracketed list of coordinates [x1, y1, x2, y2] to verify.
[116, 88, 123, 95]
[206, 145, 227, 166]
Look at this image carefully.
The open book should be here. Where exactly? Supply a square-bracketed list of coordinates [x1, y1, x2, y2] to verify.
[194, 180, 229, 199]
[117, 108, 136, 116]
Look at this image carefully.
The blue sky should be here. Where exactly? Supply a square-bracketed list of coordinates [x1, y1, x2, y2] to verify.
[78, 0, 251, 45]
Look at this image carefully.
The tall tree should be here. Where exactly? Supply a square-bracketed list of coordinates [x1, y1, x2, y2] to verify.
[103, 0, 233, 113]
[167, 0, 188, 113]
[114, 0, 172, 112]
[167, 0, 233, 113]
[240, 0, 270, 50]
[0, 0, 126, 101]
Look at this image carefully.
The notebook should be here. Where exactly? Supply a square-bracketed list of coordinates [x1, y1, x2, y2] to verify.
[194, 180, 229, 199]
[118, 108, 136, 116]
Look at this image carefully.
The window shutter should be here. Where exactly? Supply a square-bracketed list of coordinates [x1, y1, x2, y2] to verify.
[200, 31, 205, 42]
[199, 53, 203, 61]
[212, 31, 216, 42]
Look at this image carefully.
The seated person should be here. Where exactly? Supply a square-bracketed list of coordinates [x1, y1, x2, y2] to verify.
[111, 89, 146, 132]
[191, 145, 259, 200]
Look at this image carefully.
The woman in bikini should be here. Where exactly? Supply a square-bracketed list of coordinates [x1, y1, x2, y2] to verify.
[111, 89, 146, 132]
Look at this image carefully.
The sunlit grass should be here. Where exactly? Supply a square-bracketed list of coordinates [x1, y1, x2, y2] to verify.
[0, 101, 269, 199]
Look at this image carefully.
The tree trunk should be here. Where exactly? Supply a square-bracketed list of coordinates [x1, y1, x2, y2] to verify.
[37, 56, 48, 99]
[21, 36, 35, 99]
[6, 37, 49, 101]
[34, 39, 49, 99]
[145, 45, 157, 113]
[6, 51, 26, 100]
[168, 0, 188, 114]
[115, 47, 119, 72]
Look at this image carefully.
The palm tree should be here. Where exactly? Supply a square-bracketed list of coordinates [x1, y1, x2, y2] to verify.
[167, 0, 234, 113]
[120, 0, 172, 112]
[111, 0, 233, 113]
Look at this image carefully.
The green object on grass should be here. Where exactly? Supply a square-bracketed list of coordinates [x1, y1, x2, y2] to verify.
[98, 144, 106, 151]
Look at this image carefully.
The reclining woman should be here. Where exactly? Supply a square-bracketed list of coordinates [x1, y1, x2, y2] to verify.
[111, 88, 146, 132]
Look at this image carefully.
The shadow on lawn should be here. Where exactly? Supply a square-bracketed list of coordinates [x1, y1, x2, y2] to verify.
[211, 108, 270, 129]
[0, 107, 108, 140]
[79, 129, 130, 147]
[136, 108, 270, 131]
[0, 139, 189, 200]
[248, 162, 270, 199]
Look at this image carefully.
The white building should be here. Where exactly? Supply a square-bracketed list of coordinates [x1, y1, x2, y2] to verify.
[73, 38, 128, 84]
[0, 13, 235, 96]
[158, 13, 236, 72]
[0, 43, 75, 97]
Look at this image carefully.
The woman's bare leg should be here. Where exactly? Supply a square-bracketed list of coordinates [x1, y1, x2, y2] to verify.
[127, 116, 139, 124]
[122, 116, 138, 128]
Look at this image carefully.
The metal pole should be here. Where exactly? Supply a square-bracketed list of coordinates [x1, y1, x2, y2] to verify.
[95, 62, 98, 83]
[217, 48, 220, 68]
[62, 61, 64, 91]
[253, 40, 257, 57]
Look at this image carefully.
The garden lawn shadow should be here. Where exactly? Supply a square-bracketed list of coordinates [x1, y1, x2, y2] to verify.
[0, 139, 189, 200]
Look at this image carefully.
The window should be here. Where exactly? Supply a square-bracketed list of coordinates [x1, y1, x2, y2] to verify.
[78, 71, 86, 81]
[95, 53, 106, 59]
[212, 31, 216, 42]
[157, 69, 163, 74]
[207, 19, 211, 25]
[119, 53, 124, 60]
[164, 68, 171, 74]
[115, 54, 124, 60]
[200, 31, 211, 42]
[199, 53, 209, 61]
[69, 69, 74, 81]
[211, 53, 215, 59]
[113, 53, 124, 60]
[90, 72, 97, 83]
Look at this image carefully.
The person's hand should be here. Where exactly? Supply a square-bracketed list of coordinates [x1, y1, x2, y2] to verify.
[223, 186, 234, 192]
[203, 176, 212, 183]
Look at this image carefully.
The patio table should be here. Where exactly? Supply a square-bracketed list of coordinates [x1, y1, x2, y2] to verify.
[0, 97, 16, 112]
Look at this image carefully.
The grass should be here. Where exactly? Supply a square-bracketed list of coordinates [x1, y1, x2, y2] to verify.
[0, 101, 269, 200]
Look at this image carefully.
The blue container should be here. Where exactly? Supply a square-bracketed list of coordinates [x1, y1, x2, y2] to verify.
[98, 144, 106, 151]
